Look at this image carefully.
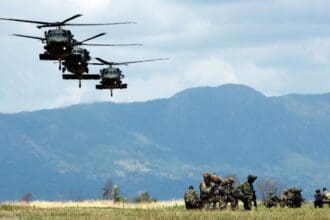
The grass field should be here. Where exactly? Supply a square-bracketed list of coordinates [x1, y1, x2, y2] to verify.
[0, 200, 329, 220]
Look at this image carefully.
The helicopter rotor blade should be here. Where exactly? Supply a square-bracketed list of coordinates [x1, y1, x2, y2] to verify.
[0, 16, 135, 28]
[36, 14, 83, 28]
[82, 43, 143, 47]
[64, 21, 136, 26]
[78, 32, 106, 44]
[12, 34, 45, 41]
[95, 57, 169, 66]
[95, 57, 112, 65]
[61, 14, 83, 24]
[88, 63, 105, 66]
[0, 17, 50, 26]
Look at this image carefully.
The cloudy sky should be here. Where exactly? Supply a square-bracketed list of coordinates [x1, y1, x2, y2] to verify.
[1, 0, 330, 113]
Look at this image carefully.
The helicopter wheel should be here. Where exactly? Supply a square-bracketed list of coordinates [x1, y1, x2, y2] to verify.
[110, 89, 113, 97]
[62, 67, 66, 73]
[58, 60, 62, 70]
[79, 79, 82, 88]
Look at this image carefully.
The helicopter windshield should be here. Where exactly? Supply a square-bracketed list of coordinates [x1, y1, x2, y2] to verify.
[48, 30, 70, 38]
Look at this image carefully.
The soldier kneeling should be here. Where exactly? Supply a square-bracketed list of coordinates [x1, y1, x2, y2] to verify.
[264, 192, 280, 208]
[184, 185, 201, 209]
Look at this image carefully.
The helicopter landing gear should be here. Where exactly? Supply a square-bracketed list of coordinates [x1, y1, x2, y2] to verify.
[58, 59, 62, 70]
[110, 89, 113, 97]
[86, 67, 89, 74]
[62, 67, 66, 73]
[79, 79, 81, 88]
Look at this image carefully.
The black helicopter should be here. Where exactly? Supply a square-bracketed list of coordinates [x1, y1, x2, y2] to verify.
[61, 33, 142, 88]
[0, 14, 135, 69]
[93, 57, 168, 97]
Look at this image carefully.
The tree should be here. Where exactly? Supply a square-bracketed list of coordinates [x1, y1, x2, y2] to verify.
[102, 178, 114, 200]
[257, 178, 282, 201]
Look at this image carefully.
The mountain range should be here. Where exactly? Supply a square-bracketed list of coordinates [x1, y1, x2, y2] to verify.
[1, 84, 330, 201]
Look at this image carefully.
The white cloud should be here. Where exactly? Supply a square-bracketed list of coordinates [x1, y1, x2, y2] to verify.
[115, 159, 151, 173]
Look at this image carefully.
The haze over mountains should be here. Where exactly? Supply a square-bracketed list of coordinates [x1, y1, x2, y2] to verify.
[1, 84, 330, 201]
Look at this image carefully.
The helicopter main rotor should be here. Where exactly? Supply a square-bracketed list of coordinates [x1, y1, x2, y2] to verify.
[0, 14, 136, 29]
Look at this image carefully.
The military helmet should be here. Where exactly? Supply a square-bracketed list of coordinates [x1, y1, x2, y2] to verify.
[203, 172, 212, 179]
[211, 174, 222, 183]
[323, 187, 327, 191]
[316, 189, 321, 193]
[189, 185, 194, 190]
[247, 175, 257, 182]
[227, 176, 235, 183]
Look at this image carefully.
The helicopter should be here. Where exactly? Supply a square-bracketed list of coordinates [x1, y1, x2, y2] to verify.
[61, 33, 142, 88]
[0, 14, 135, 69]
[93, 57, 168, 97]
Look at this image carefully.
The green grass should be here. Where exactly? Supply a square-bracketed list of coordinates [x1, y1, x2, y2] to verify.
[0, 203, 329, 220]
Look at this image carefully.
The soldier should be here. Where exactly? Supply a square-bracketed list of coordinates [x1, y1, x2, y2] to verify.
[314, 189, 323, 208]
[219, 176, 238, 210]
[199, 172, 213, 210]
[322, 187, 330, 207]
[322, 187, 328, 199]
[237, 175, 258, 210]
[281, 188, 303, 208]
[184, 185, 200, 209]
[264, 192, 280, 208]
[210, 174, 222, 209]
[280, 190, 289, 208]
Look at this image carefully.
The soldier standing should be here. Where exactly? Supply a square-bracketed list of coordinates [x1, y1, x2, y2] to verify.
[322, 187, 328, 200]
[199, 172, 213, 210]
[184, 186, 200, 209]
[237, 175, 258, 210]
[314, 189, 323, 208]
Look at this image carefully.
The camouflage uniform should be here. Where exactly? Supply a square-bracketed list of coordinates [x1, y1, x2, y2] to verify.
[280, 190, 289, 207]
[237, 175, 257, 210]
[184, 186, 200, 209]
[210, 174, 222, 209]
[219, 177, 238, 210]
[199, 172, 213, 209]
[280, 188, 303, 208]
[314, 189, 323, 208]
[264, 192, 280, 208]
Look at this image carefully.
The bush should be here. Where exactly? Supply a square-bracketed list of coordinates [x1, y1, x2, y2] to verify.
[134, 192, 157, 203]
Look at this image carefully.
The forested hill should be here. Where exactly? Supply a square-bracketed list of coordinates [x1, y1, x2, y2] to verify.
[1, 84, 330, 201]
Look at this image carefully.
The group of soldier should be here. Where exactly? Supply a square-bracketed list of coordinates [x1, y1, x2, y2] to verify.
[264, 187, 303, 208]
[184, 172, 257, 211]
[184, 172, 329, 211]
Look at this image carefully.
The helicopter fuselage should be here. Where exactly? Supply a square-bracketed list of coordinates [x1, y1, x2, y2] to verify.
[63, 47, 90, 74]
[100, 67, 123, 84]
[40, 29, 73, 60]
[96, 67, 127, 95]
